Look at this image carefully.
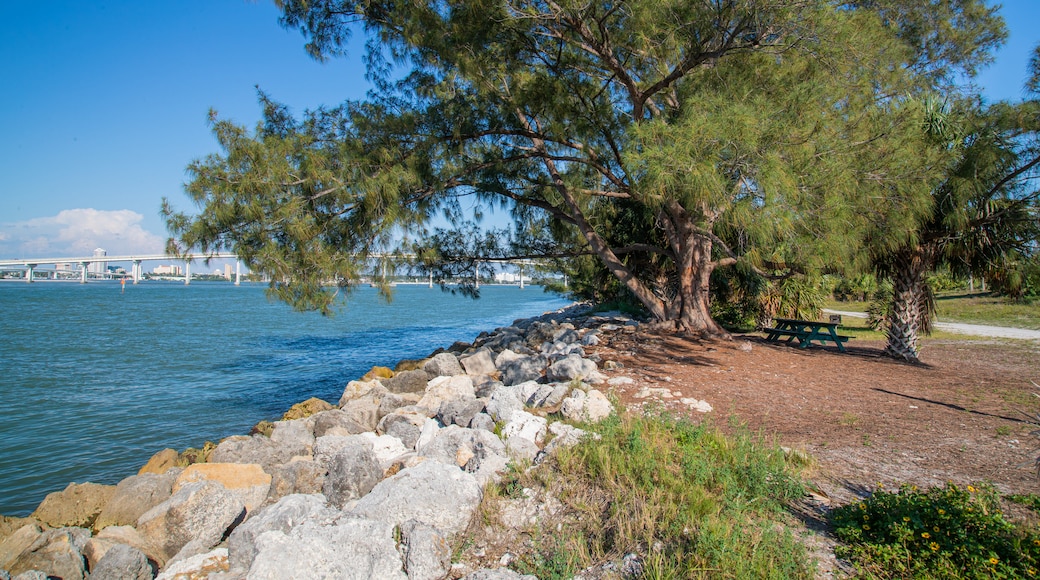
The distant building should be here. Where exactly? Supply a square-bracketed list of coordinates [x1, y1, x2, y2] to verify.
[55, 263, 73, 271]
[224, 264, 233, 280]
[89, 248, 107, 275]
[153, 264, 182, 276]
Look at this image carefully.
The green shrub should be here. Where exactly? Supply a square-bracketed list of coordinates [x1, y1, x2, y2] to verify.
[831, 482, 1040, 579]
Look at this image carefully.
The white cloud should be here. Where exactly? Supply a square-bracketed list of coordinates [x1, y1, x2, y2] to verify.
[0, 209, 166, 259]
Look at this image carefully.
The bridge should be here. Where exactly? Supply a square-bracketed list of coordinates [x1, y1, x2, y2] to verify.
[0, 253, 241, 285]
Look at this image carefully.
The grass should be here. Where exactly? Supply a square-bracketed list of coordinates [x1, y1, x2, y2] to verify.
[485, 413, 817, 579]
[826, 292, 1040, 330]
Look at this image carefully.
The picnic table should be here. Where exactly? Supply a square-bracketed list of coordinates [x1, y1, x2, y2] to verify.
[763, 317, 851, 352]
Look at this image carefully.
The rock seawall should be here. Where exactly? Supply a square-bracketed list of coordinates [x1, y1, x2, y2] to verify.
[0, 304, 645, 580]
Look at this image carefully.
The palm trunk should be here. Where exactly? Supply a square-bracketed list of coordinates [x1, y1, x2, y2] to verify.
[884, 250, 930, 362]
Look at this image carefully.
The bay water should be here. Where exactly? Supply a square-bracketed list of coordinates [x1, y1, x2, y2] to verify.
[0, 281, 570, 516]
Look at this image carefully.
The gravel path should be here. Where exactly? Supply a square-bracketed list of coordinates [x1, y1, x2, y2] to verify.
[824, 309, 1040, 340]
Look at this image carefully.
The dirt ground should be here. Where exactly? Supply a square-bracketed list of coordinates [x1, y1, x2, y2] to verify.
[592, 330, 1040, 502]
[580, 329, 1040, 575]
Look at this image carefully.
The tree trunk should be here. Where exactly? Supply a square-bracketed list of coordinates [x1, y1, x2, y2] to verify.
[662, 202, 729, 337]
[884, 249, 930, 362]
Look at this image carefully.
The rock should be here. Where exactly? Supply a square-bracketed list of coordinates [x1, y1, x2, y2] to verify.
[473, 377, 502, 398]
[539, 423, 595, 462]
[0, 524, 42, 572]
[502, 411, 547, 446]
[89, 543, 152, 580]
[462, 567, 538, 579]
[546, 354, 598, 383]
[338, 379, 384, 405]
[417, 375, 475, 412]
[459, 350, 497, 376]
[424, 353, 465, 377]
[512, 381, 543, 406]
[362, 366, 395, 381]
[95, 470, 179, 530]
[469, 413, 496, 433]
[312, 409, 368, 437]
[377, 412, 427, 449]
[378, 392, 419, 418]
[560, 389, 613, 423]
[607, 376, 635, 386]
[138, 448, 180, 475]
[247, 519, 406, 580]
[400, 519, 450, 580]
[505, 437, 539, 462]
[493, 349, 523, 370]
[208, 435, 293, 471]
[420, 426, 509, 484]
[437, 398, 486, 428]
[340, 390, 387, 432]
[681, 398, 713, 413]
[281, 396, 334, 420]
[266, 458, 326, 502]
[173, 463, 272, 514]
[154, 547, 228, 580]
[350, 460, 482, 537]
[485, 388, 523, 423]
[414, 419, 442, 454]
[580, 331, 601, 346]
[382, 369, 432, 394]
[136, 481, 246, 562]
[269, 418, 316, 455]
[88, 526, 164, 570]
[500, 355, 547, 386]
[227, 494, 337, 575]
[0, 518, 38, 547]
[30, 482, 116, 529]
[6, 527, 89, 580]
[323, 438, 383, 508]
[356, 432, 409, 467]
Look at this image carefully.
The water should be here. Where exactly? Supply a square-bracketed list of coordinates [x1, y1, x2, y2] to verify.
[0, 281, 569, 516]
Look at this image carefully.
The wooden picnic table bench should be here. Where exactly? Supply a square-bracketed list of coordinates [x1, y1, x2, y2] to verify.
[762, 317, 852, 352]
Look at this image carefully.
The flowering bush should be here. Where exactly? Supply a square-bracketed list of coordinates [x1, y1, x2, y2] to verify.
[831, 482, 1040, 578]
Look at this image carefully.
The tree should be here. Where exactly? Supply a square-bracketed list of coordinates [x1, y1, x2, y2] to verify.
[166, 0, 1002, 334]
[876, 89, 1040, 362]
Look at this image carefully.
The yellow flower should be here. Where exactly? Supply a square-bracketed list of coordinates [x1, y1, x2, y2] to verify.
[990, 557, 999, 565]
[903, 516, 911, 523]
[859, 503, 867, 511]
[1034, 539, 1040, 547]
[929, 542, 940, 552]
[968, 485, 977, 493]
[863, 524, 870, 530]
[921, 532, 931, 539]
[933, 526, 940, 533]
[938, 509, 946, 515]
[1028, 568, 1036, 576]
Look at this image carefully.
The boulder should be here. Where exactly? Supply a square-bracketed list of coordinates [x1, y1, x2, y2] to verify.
[338, 379, 383, 405]
[173, 463, 272, 514]
[154, 547, 228, 580]
[0, 524, 43, 572]
[88, 526, 164, 570]
[378, 392, 419, 418]
[382, 369, 432, 394]
[269, 418, 316, 455]
[88, 543, 152, 580]
[377, 412, 427, 450]
[462, 569, 538, 580]
[493, 349, 523, 370]
[247, 519, 406, 580]
[30, 482, 116, 529]
[424, 353, 465, 377]
[560, 389, 613, 423]
[580, 331, 601, 346]
[227, 494, 337, 575]
[400, 519, 451, 580]
[437, 398, 486, 428]
[5, 527, 89, 580]
[355, 432, 409, 467]
[136, 481, 246, 562]
[312, 409, 368, 438]
[545, 354, 598, 383]
[469, 413, 496, 433]
[459, 350, 497, 376]
[322, 438, 383, 508]
[340, 390, 387, 432]
[417, 376, 475, 413]
[501, 354, 547, 386]
[485, 388, 523, 423]
[350, 460, 482, 537]
[413, 419, 442, 454]
[138, 448, 180, 475]
[95, 470, 179, 529]
[421, 425, 509, 483]
[473, 377, 502, 398]
[281, 397, 334, 420]
[0, 517, 38, 546]
[208, 435, 293, 471]
[266, 458, 326, 502]
[502, 411, 547, 446]
[505, 436, 539, 462]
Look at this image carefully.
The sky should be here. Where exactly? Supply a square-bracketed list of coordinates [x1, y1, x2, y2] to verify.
[2, 0, 1039, 265]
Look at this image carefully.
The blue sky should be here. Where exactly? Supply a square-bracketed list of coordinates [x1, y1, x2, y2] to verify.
[2, 0, 1039, 263]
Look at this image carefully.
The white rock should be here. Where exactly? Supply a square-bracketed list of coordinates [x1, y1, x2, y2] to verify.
[560, 389, 613, 423]
[502, 411, 547, 445]
[681, 398, 713, 413]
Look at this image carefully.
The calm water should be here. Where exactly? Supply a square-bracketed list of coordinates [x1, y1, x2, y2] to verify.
[0, 281, 569, 516]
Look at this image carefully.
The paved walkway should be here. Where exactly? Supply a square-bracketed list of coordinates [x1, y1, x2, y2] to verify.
[823, 309, 1040, 340]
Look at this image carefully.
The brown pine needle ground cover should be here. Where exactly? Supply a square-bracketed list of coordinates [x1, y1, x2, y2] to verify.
[585, 330, 1040, 575]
